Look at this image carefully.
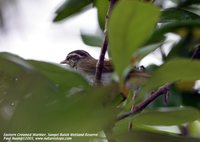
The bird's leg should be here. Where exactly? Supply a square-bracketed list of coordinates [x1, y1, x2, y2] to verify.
[128, 86, 139, 131]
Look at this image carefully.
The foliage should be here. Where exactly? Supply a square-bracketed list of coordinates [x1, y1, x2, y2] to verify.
[1, 0, 200, 142]
[108, 0, 160, 78]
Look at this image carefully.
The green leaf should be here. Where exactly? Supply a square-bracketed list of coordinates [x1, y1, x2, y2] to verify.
[179, 0, 200, 7]
[113, 117, 131, 134]
[144, 59, 200, 91]
[134, 42, 162, 61]
[181, 91, 200, 109]
[0, 52, 119, 141]
[115, 130, 200, 142]
[170, 0, 200, 6]
[81, 32, 104, 47]
[160, 8, 200, 23]
[183, 6, 200, 17]
[170, 0, 182, 4]
[166, 32, 195, 60]
[94, 0, 109, 30]
[146, 20, 200, 44]
[188, 120, 200, 138]
[108, 0, 160, 78]
[132, 107, 200, 126]
[53, 0, 92, 22]
[28, 60, 89, 92]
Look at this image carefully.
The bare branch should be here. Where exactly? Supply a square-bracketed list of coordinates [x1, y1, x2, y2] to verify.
[117, 84, 170, 121]
[95, 0, 117, 84]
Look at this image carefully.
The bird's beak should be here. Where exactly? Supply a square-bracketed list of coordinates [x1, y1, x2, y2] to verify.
[60, 60, 68, 64]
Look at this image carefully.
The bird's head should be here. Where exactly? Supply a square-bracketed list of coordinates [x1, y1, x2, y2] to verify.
[60, 50, 92, 68]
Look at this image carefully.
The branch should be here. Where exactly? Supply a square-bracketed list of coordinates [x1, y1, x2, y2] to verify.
[192, 44, 200, 60]
[95, 36, 108, 84]
[95, 0, 117, 84]
[117, 84, 170, 121]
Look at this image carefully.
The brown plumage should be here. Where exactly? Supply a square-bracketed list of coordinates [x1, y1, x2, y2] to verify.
[60, 50, 113, 74]
[60, 50, 150, 88]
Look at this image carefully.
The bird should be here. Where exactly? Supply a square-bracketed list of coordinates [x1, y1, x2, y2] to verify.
[60, 50, 150, 86]
[60, 50, 114, 84]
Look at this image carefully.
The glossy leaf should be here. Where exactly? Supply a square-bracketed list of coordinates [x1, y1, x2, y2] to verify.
[181, 90, 200, 109]
[160, 8, 200, 23]
[81, 32, 104, 47]
[115, 130, 200, 142]
[28, 60, 89, 92]
[188, 120, 200, 138]
[132, 107, 200, 126]
[134, 42, 162, 61]
[179, 0, 200, 7]
[0, 53, 119, 140]
[146, 20, 200, 44]
[166, 32, 195, 60]
[11, 85, 119, 133]
[144, 59, 200, 91]
[53, 0, 92, 22]
[184, 6, 200, 17]
[170, 0, 182, 4]
[108, 0, 160, 78]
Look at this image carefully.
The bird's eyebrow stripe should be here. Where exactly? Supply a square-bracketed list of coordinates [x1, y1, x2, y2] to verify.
[67, 53, 82, 59]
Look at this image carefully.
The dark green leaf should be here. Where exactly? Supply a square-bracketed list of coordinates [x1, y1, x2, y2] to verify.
[81, 32, 104, 47]
[146, 20, 200, 44]
[170, 0, 200, 6]
[179, 0, 200, 7]
[166, 31, 195, 60]
[181, 91, 200, 109]
[170, 0, 182, 4]
[108, 0, 160, 78]
[53, 0, 92, 22]
[144, 59, 200, 91]
[160, 8, 200, 23]
[134, 43, 162, 61]
[132, 107, 200, 126]
[183, 6, 200, 17]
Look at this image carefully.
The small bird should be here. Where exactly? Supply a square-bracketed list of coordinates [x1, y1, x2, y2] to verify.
[60, 50, 150, 86]
[60, 50, 114, 84]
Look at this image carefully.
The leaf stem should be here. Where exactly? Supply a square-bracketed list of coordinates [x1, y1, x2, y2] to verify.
[117, 84, 170, 121]
[95, 0, 117, 84]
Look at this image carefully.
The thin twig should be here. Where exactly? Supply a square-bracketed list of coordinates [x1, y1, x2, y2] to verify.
[95, 0, 117, 84]
[192, 44, 200, 59]
[95, 36, 108, 84]
[117, 84, 170, 121]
